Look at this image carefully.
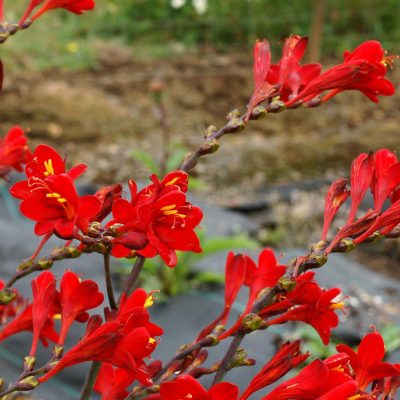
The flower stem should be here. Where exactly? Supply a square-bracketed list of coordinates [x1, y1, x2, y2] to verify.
[122, 255, 145, 297]
[79, 361, 101, 400]
[103, 252, 117, 310]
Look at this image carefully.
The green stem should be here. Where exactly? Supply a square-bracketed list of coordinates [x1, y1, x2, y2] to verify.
[79, 361, 101, 400]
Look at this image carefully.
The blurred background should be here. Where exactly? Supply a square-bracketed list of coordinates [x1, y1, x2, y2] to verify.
[0, 0, 399, 283]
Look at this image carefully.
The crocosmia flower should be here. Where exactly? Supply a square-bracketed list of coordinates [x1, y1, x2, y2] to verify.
[28, 0, 95, 21]
[109, 171, 202, 267]
[0, 126, 32, 180]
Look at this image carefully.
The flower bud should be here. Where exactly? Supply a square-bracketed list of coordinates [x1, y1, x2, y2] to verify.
[225, 118, 245, 133]
[67, 246, 82, 258]
[16, 376, 39, 391]
[226, 109, 241, 120]
[17, 259, 34, 272]
[0, 288, 16, 305]
[266, 99, 285, 113]
[38, 258, 54, 270]
[23, 356, 36, 371]
[249, 105, 267, 120]
[278, 276, 296, 292]
[241, 313, 263, 332]
[204, 125, 218, 139]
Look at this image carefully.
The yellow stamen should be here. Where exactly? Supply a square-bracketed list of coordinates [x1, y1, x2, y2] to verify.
[44, 159, 55, 176]
[330, 302, 345, 310]
[144, 295, 154, 308]
[57, 198, 67, 203]
[160, 204, 176, 212]
[165, 177, 179, 186]
[164, 210, 178, 215]
[347, 395, 362, 400]
[175, 214, 187, 218]
[46, 192, 61, 198]
[148, 338, 156, 345]
[53, 314, 62, 320]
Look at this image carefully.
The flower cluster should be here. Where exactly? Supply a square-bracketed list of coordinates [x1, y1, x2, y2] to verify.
[322, 148, 400, 252]
[108, 171, 203, 267]
[152, 332, 400, 400]
[247, 36, 395, 118]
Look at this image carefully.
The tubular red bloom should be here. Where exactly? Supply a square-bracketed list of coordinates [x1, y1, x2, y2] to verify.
[217, 249, 286, 340]
[10, 144, 87, 200]
[0, 304, 58, 347]
[58, 270, 104, 345]
[261, 358, 353, 400]
[267, 35, 321, 102]
[336, 331, 400, 391]
[266, 284, 343, 345]
[157, 375, 239, 400]
[370, 149, 400, 212]
[30, 271, 57, 356]
[246, 39, 276, 120]
[239, 340, 308, 400]
[348, 153, 373, 224]
[18, 173, 101, 239]
[0, 126, 32, 180]
[109, 171, 202, 267]
[30, 0, 95, 20]
[321, 178, 350, 241]
[94, 363, 137, 400]
[196, 252, 247, 341]
[40, 289, 162, 385]
[91, 183, 123, 222]
[286, 40, 396, 106]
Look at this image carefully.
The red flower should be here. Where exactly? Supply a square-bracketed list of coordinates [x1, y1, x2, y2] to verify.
[336, 331, 400, 390]
[157, 375, 239, 400]
[0, 304, 58, 347]
[30, 271, 57, 355]
[91, 184, 123, 222]
[18, 173, 101, 238]
[40, 289, 162, 386]
[10, 144, 86, 200]
[286, 40, 395, 106]
[94, 363, 137, 400]
[0, 126, 32, 179]
[370, 149, 400, 212]
[30, 0, 95, 20]
[58, 270, 104, 345]
[109, 171, 202, 267]
[265, 279, 343, 345]
[246, 39, 276, 120]
[348, 153, 373, 224]
[261, 358, 353, 400]
[197, 252, 247, 340]
[240, 340, 308, 400]
[267, 35, 321, 102]
[321, 178, 350, 241]
[217, 249, 286, 340]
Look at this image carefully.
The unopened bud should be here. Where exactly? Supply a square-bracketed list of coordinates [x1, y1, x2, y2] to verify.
[0, 288, 16, 305]
[23, 356, 36, 371]
[38, 258, 53, 270]
[338, 237, 356, 252]
[278, 276, 296, 292]
[226, 109, 241, 120]
[241, 313, 263, 332]
[17, 376, 39, 391]
[311, 240, 327, 253]
[303, 96, 321, 108]
[82, 236, 97, 245]
[225, 118, 245, 133]
[67, 246, 82, 258]
[204, 125, 218, 139]
[249, 105, 267, 120]
[230, 348, 248, 368]
[18, 259, 34, 272]
[266, 99, 285, 113]
[305, 253, 328, 269]
[53, 345, 64, 359]
[204, 334, 220, 347]
[0, 377, 4, 390]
